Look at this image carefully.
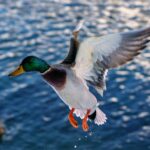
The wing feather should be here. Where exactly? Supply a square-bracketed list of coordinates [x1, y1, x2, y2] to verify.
[62, 20, 84, 65]
[62, 38, 79, 65]
[73, 27, 150, 95]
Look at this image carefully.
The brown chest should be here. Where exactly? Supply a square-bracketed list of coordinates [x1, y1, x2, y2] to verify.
[42, 68, 67, 90]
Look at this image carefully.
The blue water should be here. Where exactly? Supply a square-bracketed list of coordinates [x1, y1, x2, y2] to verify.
[0, 0, 150, 150]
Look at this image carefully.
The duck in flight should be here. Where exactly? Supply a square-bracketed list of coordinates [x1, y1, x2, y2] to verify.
[9, 21, 150, 131]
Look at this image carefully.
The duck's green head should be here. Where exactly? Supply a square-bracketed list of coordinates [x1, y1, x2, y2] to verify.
[9, 56, 50, 77]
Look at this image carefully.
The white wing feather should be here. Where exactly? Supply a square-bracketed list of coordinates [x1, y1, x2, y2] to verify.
[74, 34, 122, 79]
[73, 27, 150, 95]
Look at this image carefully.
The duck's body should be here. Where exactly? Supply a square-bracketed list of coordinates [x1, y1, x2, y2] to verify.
[43, 65, 97, 111]
[42, 65, 106, 125]
[9, 21, 150, 131]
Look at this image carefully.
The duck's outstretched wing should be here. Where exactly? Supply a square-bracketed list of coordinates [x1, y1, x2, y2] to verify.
[62, 20, 84, 65]
[73, 27, 150, 95]
[62, 37, 79, 65]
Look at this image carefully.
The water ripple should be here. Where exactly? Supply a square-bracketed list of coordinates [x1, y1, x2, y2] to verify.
[0, 0, 150, 150]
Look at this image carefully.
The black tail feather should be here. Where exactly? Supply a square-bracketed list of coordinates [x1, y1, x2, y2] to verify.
[88, 111, 96, 120]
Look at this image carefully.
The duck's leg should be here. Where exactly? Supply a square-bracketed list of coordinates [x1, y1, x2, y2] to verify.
[82, 109, 91, 132]
[68, 108, 78, 128]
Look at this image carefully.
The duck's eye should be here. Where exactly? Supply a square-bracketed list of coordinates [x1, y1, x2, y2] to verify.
[28, 59, 34, 64]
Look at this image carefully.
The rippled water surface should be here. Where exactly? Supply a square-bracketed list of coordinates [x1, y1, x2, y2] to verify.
[0, 0, 150, 150]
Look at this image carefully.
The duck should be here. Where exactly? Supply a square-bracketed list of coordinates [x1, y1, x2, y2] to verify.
[9, 21, 150, 131]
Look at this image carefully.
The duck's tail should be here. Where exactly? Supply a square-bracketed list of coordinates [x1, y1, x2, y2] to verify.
[74, 107, 107, 126]
[89, 108, 107, 125]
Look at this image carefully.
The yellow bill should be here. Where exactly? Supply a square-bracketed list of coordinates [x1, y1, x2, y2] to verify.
[9, 65, 25, 77]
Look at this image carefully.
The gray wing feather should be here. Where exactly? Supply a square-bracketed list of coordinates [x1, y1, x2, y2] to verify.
[62, 38, 79, 65]
[102, 27, 150, 68]
[62, 20, 84, 65]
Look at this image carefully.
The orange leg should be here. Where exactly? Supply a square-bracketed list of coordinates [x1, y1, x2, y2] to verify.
[68, 108, 78, 128]
[82, 109, 91, 132]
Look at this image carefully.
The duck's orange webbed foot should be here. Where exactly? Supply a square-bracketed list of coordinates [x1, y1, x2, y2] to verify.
[68, 108, 78, 128]
[82, 109, 91, 132]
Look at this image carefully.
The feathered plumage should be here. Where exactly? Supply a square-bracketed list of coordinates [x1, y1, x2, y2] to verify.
[9, 20, 150, 131]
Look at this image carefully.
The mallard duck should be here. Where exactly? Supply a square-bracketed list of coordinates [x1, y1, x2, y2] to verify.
[9, 21, 150, 131]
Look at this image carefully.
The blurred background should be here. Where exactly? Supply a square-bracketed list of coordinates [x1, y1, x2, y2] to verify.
[0, 0, 150, 150]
